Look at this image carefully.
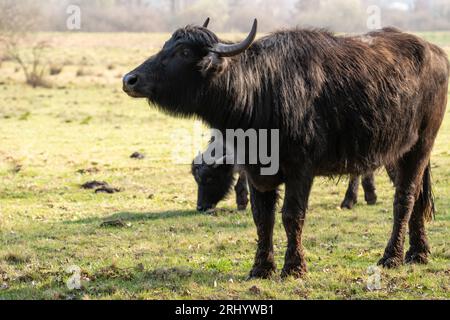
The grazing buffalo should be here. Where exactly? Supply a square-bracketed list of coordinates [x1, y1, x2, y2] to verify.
[192, 153, 249, 212]
[193, 147, 376, 212]
[123, 19, 449, 278]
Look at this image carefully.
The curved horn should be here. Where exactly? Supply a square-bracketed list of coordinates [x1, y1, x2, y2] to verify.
[210, 19, 258, 57]
[203, 17, 210, 28]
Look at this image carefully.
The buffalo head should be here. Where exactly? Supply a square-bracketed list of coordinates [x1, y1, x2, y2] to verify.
[191, 155, 235, 212]
[123, 19, 257, 114]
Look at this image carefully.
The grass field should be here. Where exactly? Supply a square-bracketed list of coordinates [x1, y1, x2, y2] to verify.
[0, 32, 449, 300]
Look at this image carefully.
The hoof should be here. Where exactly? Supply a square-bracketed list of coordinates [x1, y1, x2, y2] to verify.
[405, 250, 429, 265]
[249, 264, 276, 280]
[378, 255, 404, 269]
[281, 264, 307, 279]
[341, 198, 357, 210]
[365, 193, 378, 206]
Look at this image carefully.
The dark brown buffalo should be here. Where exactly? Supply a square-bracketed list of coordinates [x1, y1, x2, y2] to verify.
[123, 20, 449, 278]
[192, 154, 376, 212]
[191, 156, 249, 212]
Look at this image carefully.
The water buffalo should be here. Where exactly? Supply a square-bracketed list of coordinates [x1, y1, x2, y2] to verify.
[123, 19, 449, 278]
[193, 150, 376, 212]
[191, 153, 249, 212]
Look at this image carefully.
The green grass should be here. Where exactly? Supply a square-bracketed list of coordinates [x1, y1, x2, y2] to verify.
[0, 32, 449, 300]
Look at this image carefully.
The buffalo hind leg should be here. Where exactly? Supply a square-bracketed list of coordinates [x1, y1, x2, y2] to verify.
[281, 173, 314, 278]
[378, 145, 432, 269]
[248, 185, 278, 279]
[235, 171, 249, 211]
[404, 80, 447, 265]
[341, 175, 360, 209]
[362, 173, 377, 205]
[405, 163, 434, 265]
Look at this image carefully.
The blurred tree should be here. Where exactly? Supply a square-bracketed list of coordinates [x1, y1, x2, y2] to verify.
[176, 0, 230, 31]
[414, 0, 430, 12]
[171, 0, 178, 14]
[294, 0, 365, 32]
[296, 0, 320, 12]
[1, 0, 448, 33]
[0, 0, 51, 87]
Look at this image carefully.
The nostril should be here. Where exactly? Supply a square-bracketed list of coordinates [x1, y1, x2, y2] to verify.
[124, 74, 139, 87]
[128, 75, 138, 86]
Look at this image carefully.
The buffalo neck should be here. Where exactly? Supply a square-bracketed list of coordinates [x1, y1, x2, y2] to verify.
[195, 50, 277, 131]
[192, 29, 335, 139]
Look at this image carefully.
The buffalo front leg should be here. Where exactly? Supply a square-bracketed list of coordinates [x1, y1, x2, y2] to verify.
[248, 184, 278, 279]
[341, 175, 360, 209]
[281, 174, 314, 278]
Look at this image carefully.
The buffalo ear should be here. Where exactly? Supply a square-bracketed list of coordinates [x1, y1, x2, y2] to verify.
[198, 52, 229, 78]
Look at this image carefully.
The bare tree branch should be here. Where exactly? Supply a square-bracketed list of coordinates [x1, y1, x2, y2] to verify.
[0, 1, 51, 88]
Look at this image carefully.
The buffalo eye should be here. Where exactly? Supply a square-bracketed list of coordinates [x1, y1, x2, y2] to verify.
[180, 48, 192, 58]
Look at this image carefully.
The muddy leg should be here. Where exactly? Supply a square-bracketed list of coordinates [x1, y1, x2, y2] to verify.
[406, 164, 434, 265]
[378, 147, 432, 269]
[248, 185, 278, 279]
[281, 173, 314, 278]
[341, 175, 360, 209]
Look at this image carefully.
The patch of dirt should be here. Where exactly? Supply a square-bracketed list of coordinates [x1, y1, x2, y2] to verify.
[81, 181, 121, 194]
[81, 181, 108, 190]
[90, 264, 134, 281]
[100, 219, 131, 228]
[249, 285, 261, 295]
[145, 268, 193, 281]
[16, 274, 35, 283]
[3, 253, 30, 265]
[135, 263, 145, 272]
[76, 167, 100, 175]
[130, 152, 145, 160]
[11, 164, 22, 174]
[95, 186, 121, 194]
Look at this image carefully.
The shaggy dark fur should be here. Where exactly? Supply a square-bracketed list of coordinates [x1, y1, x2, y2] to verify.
[124, 23, 449, 278]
